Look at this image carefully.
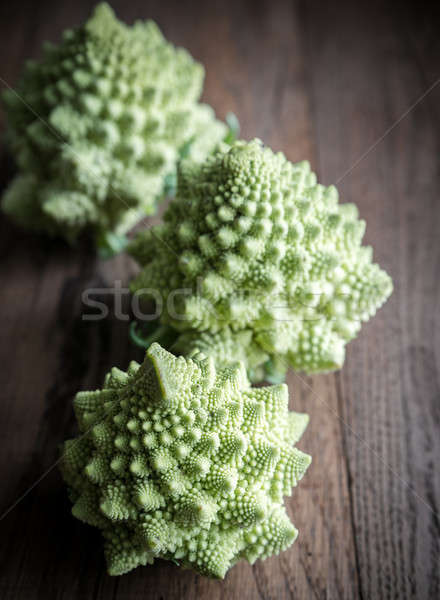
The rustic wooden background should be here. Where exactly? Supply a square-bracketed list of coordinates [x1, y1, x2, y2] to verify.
[0, 0, 439, 598]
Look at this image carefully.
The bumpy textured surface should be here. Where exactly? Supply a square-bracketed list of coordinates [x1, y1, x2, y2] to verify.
[173, 328, 271, 384]
[130, 139, 393, 380]
[60, 343, 310, 578]
[2, 3, 226, 242]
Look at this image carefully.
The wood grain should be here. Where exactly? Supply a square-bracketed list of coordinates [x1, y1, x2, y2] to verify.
[0, 1, 438, 598]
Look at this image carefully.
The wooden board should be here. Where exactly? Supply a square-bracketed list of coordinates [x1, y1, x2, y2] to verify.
[0, 1, 439, 598]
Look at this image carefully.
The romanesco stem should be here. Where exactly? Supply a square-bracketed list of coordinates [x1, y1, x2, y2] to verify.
[129, 321, 176, 350]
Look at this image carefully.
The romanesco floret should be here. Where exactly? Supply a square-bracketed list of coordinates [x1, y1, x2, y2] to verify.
[2, 3, 226, 244]
[60, 342, 310, 578]
[129, 139, 393, 381]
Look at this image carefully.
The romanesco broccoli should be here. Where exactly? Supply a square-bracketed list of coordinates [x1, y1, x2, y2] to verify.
[129, 139, 393, 381]
[2, 3, 226, 245]
[60, 343, 310, 578]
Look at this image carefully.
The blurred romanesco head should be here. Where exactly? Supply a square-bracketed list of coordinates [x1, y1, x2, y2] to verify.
[129, 139, 393, 381]
[2, 3, 226, 245]
[61, 343, 310, 578]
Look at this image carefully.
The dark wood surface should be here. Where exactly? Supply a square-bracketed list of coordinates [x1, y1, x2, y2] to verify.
[1, 1, 439, 598]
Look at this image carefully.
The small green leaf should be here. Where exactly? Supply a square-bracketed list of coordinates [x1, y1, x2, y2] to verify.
[264, 358, 288, 384]
[179, 135, 196, 159]
[224, 112, 240, 144]
[97, 231, 129, 259]
[163, 172, 177, 198]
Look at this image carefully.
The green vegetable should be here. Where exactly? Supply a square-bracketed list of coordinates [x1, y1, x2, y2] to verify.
[2, 3, 226, 245]
[130, 139, 393, 381]
[60, 343, 310, 578]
